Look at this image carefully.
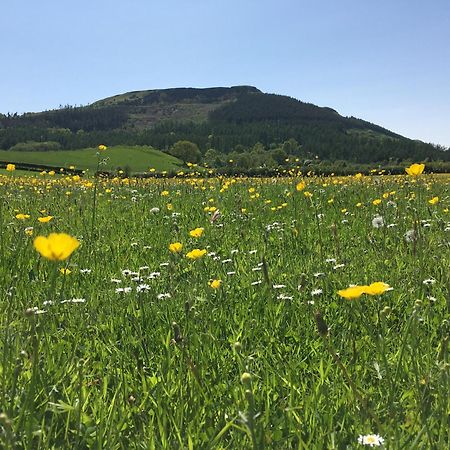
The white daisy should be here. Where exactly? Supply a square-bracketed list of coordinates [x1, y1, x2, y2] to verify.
[357, 433, 384, 447]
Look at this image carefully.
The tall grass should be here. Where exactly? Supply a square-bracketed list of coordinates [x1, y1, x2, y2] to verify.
[0, 170, 449, 449]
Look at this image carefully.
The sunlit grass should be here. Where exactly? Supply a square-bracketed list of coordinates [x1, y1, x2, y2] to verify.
[0, 170, 449, 448]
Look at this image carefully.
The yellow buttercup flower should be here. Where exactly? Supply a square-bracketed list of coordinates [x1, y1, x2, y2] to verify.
[364, 282, 391, 295]
[338, 286, 367, 300]
[38, 216, 53, 223]
[372, 199, 382, 206]
[338, 282, 391, 299]
[296, 181, 306, 191]
[186, 248, 207, 260]
[59, 268, 72, 275]
[189, 227, 204, 238]
[15, 213, 30, 220]
[428, 196, 439, 205]
[209, 279, 222, 289]
[6, 164, 16, 171]
[405, 163, 425, 176]
[169, 242, 183, 253]
[98, 144, 107, 151]
[34, 233, 80, 261]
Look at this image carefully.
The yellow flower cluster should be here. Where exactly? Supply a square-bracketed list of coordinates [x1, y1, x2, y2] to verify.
[338, 282, 391, 300]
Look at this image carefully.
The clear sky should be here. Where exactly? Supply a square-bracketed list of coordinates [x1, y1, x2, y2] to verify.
[1, 0, 449, 147]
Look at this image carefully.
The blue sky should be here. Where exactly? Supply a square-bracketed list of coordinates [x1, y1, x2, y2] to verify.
[1, 0, 449, 146]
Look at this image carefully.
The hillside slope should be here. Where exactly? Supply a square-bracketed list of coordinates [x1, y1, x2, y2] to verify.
[0, 86, 447, 163]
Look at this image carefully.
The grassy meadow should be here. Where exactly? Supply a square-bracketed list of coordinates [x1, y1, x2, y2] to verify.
[0, 146, 183, 174]
[0, 164, 449, 449]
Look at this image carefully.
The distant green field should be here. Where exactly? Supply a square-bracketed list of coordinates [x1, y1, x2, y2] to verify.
[0, 145, 183, 173]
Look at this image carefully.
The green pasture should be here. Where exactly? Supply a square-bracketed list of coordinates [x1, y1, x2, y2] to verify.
[0, 145, 183, 173]
[0, 173, 449, 449]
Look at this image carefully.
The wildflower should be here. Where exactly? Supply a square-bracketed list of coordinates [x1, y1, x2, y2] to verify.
[338, 285, 367, 300]
[61, 298, 86, 304]
[422, 278, 436, 286]
[296, 180, 306, 191]
[115, 287, 132, 294]
[186, 249, 207, 260]
[404, 229, 416, 242]
[189, 227, 204, 238]
[169, 242, 183, 253]
[38, 216, 53, 223]
[364, 282, 391, 295]
[6, 163, 15, 171]
[303, 191, 313, 198]
[311, 289, 323, 296]
[372, 215, 384, 228]
[161, 190, 169, 196]
[157, 293, 172, 300]
[209, 279, 222, 289]
[34, 233, 80, 261]
[149, 207, 160, 214]
[277, 294, 293, 300]
[405, 163, 425, 176]
[26, 307, 47, 316]
[339, 282, 391, 299]
[16, 213, 30, 220]
[80, 268, 91, 274]
[357, 434, 385, 446]
[136, 284, 151, 293]
[24, 227, 34, 236]
[428, 196, 439, 205]
[98, 144, 107, 151]
[372, 199, 382, 206]
[59, 268, 71, 275]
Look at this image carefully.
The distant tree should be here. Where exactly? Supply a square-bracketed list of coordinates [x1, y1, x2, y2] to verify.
[204, 148, 223, 167]
[169, 140, 202, 163]
[271, 148, 288, 165]
[282, 138, 301, 156]
[235, 152, 252, 169]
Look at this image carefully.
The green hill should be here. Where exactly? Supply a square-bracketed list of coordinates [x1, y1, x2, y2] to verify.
[0, 146, 182, 174]
[0, 86, 448, 165]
